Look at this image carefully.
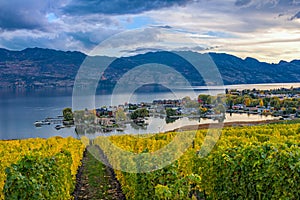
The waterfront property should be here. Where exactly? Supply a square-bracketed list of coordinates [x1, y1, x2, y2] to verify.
[72, 88, 300, 135]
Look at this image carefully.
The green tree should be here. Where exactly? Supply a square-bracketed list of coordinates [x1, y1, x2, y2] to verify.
[130, 108, 149, 120]
[115, 108, 126, 121]
[270, 97, 281, 110]
[198, 94, 211, 104]
[226, 95, 233, 109]
[234, 96, 244, 105]
[63, 108, 74, 121]
[166, 108, 177, 117]
[214, 104, 226, 114]
[165, 108, 178, 124]
[199, 106, 208, 115]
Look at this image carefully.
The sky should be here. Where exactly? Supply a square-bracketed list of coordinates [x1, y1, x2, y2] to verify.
[0, 0, 300, 63]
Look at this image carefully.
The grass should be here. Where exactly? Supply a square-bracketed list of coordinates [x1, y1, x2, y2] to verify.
[79, 147, 116, 200]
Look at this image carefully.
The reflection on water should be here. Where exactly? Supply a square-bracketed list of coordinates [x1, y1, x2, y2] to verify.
[225, 113, 274, 122]
[82, 113, 276, 138]
[0, 82, 297, 140]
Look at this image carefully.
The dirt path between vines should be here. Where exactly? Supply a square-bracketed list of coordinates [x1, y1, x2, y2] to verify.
[73, 147, 126, 200]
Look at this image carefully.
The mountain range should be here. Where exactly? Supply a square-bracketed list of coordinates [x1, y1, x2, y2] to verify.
[0, 47, 299, 90]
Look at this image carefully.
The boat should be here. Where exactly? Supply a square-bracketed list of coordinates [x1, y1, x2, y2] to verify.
[55, 125, 65, 130]
[34, 121, 42, 127]
[34, 121, 50, 126]
[43, 121, 51, 125]
[102, 128, 112, 132]
[134, 118, 145, 125]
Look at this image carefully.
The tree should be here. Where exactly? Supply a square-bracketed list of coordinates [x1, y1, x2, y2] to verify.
[199, 106, 208, 115]
[244, 97, 251, 107]
[259, 99, 264, 107]
[263, 97, 271, 107]
[270, 97, 280, 110]
[216, 95, 225, 104]
[130, 108, 149, 120]
[234, 96, 244, 105]
[214, 104, 226, 114]
[166, 108, 177, 117]
[63, 108, 74, 121]
[198, 94, 211, 104]
[226, 95, 234, 109]
[115, 108, 126, 121]
[165, 108, 178, 124]
[183, 96, 191, 101]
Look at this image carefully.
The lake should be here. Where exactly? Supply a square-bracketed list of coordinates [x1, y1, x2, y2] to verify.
[1, 82, 300, 140]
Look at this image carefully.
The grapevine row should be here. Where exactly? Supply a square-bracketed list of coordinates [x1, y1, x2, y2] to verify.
[0, 136, 85, 200]
[93, 123, 300, 199]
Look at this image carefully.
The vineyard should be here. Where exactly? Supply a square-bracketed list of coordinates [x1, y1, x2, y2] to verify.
[93, 123, 300, 199]
[0, 124, 299, 199]
[0, 137, 85, 200]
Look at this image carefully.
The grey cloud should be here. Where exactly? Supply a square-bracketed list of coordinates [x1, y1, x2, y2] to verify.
[63, 0, 191, 15]
[0, 12, 43, 30]
[0, 25, 121, 53]
[0, 0, 63, 30]
[69, 29, 121, 49]
[118, 45, 213, 55]
[151, 25, 173, 29]
[174, 46, 205, 51]
[290, 11, 300, 20]
[120, 47, 164, 54]
[0, 0, 299, 59]
[174, 45, 221, 52]
[205, 46, 220, 51]
[100, 28, 162, 49]
[234, 0, 299, 9]
[235, 0, 252, 7]
[61, 14, 120, 29]
[0, 3, 45, 30]
[0, 34, 58, 50]
[231, 37, 300, 46]
[69, 32, 101, 49]
[0, 31, 88, 52]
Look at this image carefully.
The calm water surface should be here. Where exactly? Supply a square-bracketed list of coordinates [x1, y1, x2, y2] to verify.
[0, 83, 299, 140]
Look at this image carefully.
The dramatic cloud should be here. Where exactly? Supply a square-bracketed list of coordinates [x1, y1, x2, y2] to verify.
[0, 0, 69, 31]
[146, 0, 300, 62]
[0, 0, 299, 62]
[63, 0, 191, 15]
[0, 0, 48, 30]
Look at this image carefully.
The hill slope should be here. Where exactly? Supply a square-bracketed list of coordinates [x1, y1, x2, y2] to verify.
[0, 48, 299, 89]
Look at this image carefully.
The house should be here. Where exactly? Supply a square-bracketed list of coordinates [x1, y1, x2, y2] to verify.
[257, 106, 271, 114]
[96, 107, 114, 117]
[99, 118, 115, 126]
[232, 104, 244, 110]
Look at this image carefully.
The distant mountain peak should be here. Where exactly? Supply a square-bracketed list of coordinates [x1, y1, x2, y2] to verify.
[279, 60, 288, 64]
[244, 57, 259, 62]
[0, 47, 299, 89]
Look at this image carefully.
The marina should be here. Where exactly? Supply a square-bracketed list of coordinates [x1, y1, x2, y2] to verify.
[34, 116, 64, 127]
[1, 83, 300, 140]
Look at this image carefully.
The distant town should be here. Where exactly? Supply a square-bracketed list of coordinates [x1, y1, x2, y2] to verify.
[65, 87, 300, 134]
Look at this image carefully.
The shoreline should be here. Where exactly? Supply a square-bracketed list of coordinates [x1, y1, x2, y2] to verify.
[2, 119, 299, 141]
[170, 119, 283, 132]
